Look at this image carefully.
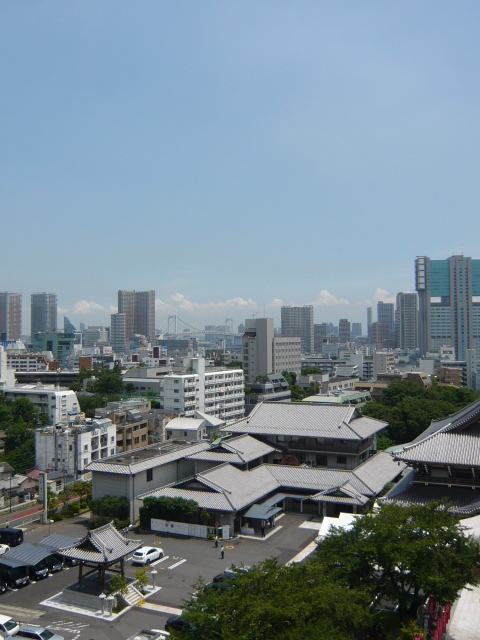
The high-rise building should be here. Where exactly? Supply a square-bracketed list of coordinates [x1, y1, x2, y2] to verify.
[0, 292, 22, 341]
[111, 313, 127, 353]
[281, 305, 314, 354]
[395, 292, 418, 350]
[351, 322, 362, 340]
[377, 301, 395, 343]
[242, 318, 301, 383]
[367, 307, 373, 341]
[416, 255, 480, 359]
[118, 290, 155, 342]
[338, 319, 351, 344]
[314, 323, 327, 353]
[31, 293, 57, 337]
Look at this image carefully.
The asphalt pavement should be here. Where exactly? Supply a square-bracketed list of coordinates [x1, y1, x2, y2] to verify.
[0, 512, 318, 640]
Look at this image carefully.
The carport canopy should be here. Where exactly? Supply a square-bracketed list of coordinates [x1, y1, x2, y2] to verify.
[243, 504, 283, 521]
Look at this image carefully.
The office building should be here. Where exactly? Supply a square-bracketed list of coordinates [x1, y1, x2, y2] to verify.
[367, 307, 373, 341]
[395, 292, 418, 350]
[33, 332, 75, 367]
[377, 301, 395, 343]
[0, 292, 22, 341]
[416, 255, 480, 359]
[111, 313, 127, 353]
[351, 322, 362, 340]
[242, 318, 301, 384]
[118, 290, 155, 342]
[339, 319, 351, 344]
[370, 322, 391, 349]
[314, 323, 327, 353]
[281, 305, 314, 354]
[31, 293, 57, 337]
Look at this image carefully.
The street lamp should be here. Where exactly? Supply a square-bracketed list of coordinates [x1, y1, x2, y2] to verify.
[48, 519, 54, 536]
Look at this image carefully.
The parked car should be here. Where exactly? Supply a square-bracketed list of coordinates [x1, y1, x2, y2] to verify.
[0, 529, 23, 547]
[131, 546, 164, 565]
[15, 624, 64, 640]
[0, 546, 9, 557]
[165, 615, 193, 633]
[0, 614, 19, 637]
[212, 566, 252, 583]
[0, 583, 7, 595]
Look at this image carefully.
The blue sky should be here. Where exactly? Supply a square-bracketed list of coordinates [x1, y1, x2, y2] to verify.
[1, 2, 479, 333]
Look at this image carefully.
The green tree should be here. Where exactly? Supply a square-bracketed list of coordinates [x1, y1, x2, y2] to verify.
[316, 502, 480, 618]
[180, 559, 377, 640]
[301, 366, 323, 375]
[135, 567, 149, 593]
[281, 371, 297, 386]
[11, 397, 37, 425]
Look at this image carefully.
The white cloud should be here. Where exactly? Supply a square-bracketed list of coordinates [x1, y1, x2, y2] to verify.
[169, 293, 257, 314]
[310, 290, 349, 307]
[267, 298, 285, 309]
[73, 300, 106, 315]
[364, 288, 396, 306]
[57, 307, 69, 316]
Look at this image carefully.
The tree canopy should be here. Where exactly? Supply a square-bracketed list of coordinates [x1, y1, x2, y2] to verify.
[179, 559, 377, 640]
[170, 503, 480, 638]
[362, 380, 479, 446]
[0, 393, 49, 473]
[316, 502, 480, 618]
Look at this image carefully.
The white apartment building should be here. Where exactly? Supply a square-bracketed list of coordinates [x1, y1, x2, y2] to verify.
[3, 384, 80, 425]
[0, 346, 16, 390]
[161, 358, 244, 422]
[243, 318, 301, 383]
[35, 418, 117, 478]
[373, 351, 396, 380]
[7, 353, 50, 372]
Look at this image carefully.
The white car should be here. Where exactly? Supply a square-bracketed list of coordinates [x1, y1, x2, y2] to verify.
[0, 545, 9, 557]
[132, 546, 164, 565]
[0, 614, 19, 637]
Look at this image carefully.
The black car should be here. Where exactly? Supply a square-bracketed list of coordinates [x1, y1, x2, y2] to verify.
[165, 615, 193, 633]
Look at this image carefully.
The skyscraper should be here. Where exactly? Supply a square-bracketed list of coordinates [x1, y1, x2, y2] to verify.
[111, 313, 127, 352]
[416, 255, 480, 359]
[377, 301, 395, 344]
[118, 290, 155, 341]
[338, 318, 351, 344]
[31, 293, 57, 337]
[281, 305, 314, 354]
[0, 292, 22, 341]
[367, 307, 373, 341]
[395, 292, 418, 350]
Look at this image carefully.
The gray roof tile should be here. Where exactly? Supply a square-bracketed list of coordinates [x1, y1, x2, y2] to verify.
[61, 522, 142, 564]
[222, 402, 386, 440]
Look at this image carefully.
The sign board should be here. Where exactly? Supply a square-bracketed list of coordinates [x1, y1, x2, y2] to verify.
[38, 472, 47, 502]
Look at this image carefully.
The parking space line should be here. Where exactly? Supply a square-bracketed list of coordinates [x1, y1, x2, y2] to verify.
[151, 555, 170, 566]
[168, 558, 187, 570]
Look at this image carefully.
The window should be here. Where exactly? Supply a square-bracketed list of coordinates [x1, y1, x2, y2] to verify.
[83, 458, 88, 466]
[337, 455, 347, 465]
[84, 444, 88, 451]
[146, 468, 153, 482]
[111, 436, 115, 442]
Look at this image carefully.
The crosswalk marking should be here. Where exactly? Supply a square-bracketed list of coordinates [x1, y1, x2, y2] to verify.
[168, 558, 187, 570]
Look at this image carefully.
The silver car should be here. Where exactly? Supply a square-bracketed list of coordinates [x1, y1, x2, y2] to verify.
[15, 625, 64, 640]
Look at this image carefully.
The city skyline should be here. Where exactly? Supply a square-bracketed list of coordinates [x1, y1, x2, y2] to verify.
[2, 4, 478, 331]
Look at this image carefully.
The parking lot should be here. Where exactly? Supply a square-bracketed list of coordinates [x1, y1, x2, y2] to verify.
[0, 513, 318, 639]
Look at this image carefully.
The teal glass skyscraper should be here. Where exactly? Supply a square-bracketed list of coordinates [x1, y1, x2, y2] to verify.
[415, 256, 480, 359]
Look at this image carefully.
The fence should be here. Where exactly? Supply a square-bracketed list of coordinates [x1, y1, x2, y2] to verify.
[151, 518, 208, 539]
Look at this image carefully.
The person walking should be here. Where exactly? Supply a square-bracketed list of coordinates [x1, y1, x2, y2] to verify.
[220, 545, 225, 559]
[261, 525, 265, 538]
[214, 535, 218, 548]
